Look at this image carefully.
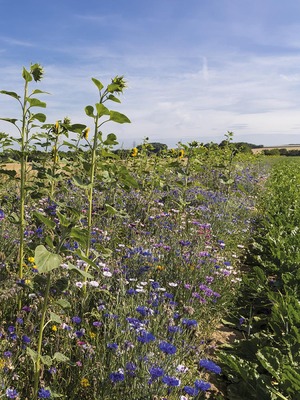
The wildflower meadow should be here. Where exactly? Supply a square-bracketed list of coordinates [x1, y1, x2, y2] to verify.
[0, 64, 299, 399]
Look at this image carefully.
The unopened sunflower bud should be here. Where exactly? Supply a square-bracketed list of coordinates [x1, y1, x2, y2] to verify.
[30, 63, 44, 82]
[54, 121, 59, 133]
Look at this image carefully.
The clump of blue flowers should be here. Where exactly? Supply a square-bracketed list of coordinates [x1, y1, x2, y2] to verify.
[158, 341, 177, 354]
[199, 359, 222, 374]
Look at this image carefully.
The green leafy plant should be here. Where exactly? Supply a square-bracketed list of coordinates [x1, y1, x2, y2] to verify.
[0, 64, 47, 280]
[82, 76, 130, 276]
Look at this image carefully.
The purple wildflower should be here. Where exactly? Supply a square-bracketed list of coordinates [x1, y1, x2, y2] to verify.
[72, 316, 81, 324]
[38, 388, 51, 398]
[5, 388, 18, 399]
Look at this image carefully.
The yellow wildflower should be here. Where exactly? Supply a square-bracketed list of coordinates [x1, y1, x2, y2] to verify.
[28, 257, 35, 263]
[80, 378, 90, 387]
[83, 127, 90, 140]
[52, 325, 57, 332]
[131, 147, 138, 157]
[0, 358, 5, 369]
[89, 332, 96, 339]
[25, 279, 31, 285]
[156, 265, 164, 271]
[178, 149, 184, 158]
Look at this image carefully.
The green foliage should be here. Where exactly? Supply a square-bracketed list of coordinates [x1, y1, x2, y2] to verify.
[218, 159, 300, 400]
[35, 245, 62, 273]
[0, 65, 278, 399]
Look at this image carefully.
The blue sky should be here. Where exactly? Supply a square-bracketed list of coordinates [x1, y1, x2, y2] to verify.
[1, 0, 300, 147]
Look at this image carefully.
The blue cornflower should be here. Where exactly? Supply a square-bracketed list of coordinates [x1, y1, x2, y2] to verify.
[162, 375, 181, 387]
[149, 366, 165, 379]
[3, 351, 12, 358]
[126, 317, 145, 331]
[0, 209, 5, 220]
[16, 317, 23, 324]
[22, 335, 31, 343]
[5, 388, 18, 399]
[72, 316, 81, 324]
[182, 319, 198, 327]
[195, 380, 211, 391]
[151, 281, 160, 289]
[9, 333, 17, 341]
[107, 343, 118, 350]
[184, 386, 199, 396]
[7, 326, 15, 333]
[136, 305, 152, 317]
[199, 359, 221, 374]
[38, 387, 51, 398]
[158, 341, 177, 355]
[125, 362, 137, 376]
[168, 325, 182, 333]
[127, 288, 137, 295]
[151, 299, 160, 307]
[109, 371, 125, 383]
[48, 366, 57, 374]
[137, 331, 156, 344]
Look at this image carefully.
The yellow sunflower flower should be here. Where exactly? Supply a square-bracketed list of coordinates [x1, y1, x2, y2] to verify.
[131, 147, 138, 157]
[178, 149, 184, 158]
[83, 127, 90, 140]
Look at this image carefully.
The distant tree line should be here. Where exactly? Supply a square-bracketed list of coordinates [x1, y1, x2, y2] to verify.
[263, 148, 300, 156]
[2, 140, 300, 162]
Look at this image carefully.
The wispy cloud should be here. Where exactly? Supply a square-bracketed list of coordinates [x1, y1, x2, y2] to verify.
[0, 36, 35, 47]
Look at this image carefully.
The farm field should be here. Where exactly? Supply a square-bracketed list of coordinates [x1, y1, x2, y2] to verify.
[252, 145, 300, 154]
[1, 66, 300, 399]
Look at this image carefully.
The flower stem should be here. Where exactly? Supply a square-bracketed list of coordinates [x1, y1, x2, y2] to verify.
[33, 272, 51, 399]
